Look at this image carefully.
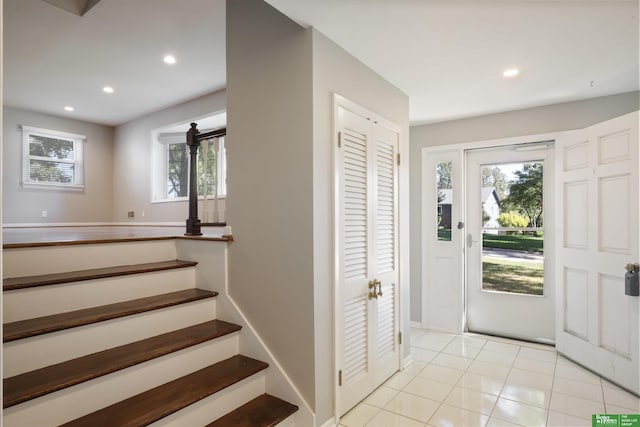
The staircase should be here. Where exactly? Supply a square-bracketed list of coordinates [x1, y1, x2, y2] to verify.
[2, 237, 298, 426]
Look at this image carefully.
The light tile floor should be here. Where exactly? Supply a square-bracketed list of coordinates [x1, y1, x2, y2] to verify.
[340, 328, 640, 427]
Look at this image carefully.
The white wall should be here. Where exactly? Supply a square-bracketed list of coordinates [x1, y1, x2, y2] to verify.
[311, 29, 410, 424]
[113, 90, 226, 223]
[409, 91, 640, 322]
[2, 106, 114, 224]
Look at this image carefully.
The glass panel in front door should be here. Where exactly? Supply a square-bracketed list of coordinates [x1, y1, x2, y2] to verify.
[481, 162, 545, 296]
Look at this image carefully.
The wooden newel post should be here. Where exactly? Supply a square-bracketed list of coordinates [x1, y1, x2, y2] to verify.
[185, 122, 202, 236]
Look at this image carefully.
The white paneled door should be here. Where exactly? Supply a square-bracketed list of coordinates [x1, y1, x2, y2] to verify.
[335, 97, 401, 416]
[556, 111, 639, 394]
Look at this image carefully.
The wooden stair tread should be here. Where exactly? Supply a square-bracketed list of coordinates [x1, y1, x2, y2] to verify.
[206, 394, 298, 427]
[3, 288, 216, 342]
[3, 319, 241, 408]
[61, 355, 269, 427]
[3, 259, 198, 291]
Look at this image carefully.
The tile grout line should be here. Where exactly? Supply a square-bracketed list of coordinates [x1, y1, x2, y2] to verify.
[487, 343, 530, 427]
[544, 348, 559, 426]
[600, 375, 608, 414]
[424, 334, 465, 427]
[427, 333, 507, 427]
[416, 334, 459, 427]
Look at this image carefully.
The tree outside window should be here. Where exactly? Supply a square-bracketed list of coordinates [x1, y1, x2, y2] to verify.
[166, 138, 225, 199]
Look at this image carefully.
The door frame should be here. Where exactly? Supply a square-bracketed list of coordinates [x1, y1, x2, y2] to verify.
[332, 94, 406, 421]
[421, 132, 562, 333]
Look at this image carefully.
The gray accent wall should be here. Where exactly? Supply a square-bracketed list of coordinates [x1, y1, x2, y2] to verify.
[226, 0, 409, 424]
[226, 0, 316, 413]
[3, 106, 114, 224]
[409, 91, 640, 323]
[113, 91, 226, 223]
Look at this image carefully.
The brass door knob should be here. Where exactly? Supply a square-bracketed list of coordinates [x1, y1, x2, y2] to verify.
[368, 280, 378, 299]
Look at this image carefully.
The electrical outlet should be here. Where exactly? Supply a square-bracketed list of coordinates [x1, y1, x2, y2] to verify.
[128, 211, 134, 218]
[41, 210, 47, 218]
[141, 211, 145, 217]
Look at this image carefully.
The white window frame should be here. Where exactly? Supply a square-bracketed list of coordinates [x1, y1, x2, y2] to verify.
[21, 125, 85, 191]
[151, 132, 227, 203]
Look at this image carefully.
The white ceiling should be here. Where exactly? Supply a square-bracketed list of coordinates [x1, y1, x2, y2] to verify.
[3, 0, 226, 126]
[3, 0, 638, 127]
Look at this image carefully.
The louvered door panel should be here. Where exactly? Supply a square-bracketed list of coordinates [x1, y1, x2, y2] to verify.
[376, 139, 395, 274]
[343, 295, 369, 384]
[338, 106, 374, 414]
[372, 126, 400, 387]
[344, 128, 369, 280]
[376, 282, 396, 361]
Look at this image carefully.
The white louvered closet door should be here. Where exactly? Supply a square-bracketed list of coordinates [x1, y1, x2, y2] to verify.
[336, 100, 400, 416]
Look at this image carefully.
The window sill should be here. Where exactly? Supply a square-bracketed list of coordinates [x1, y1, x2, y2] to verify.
[151, 195, 227, 204]
[21, 181, 84, 192]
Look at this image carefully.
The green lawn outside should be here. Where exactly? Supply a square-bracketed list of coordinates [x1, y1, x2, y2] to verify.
[436, 229, 544, 295]
[482, 258, 544, 296]
[437, 227, 452, 241]
[438, 230, 543, 253]
[482, 233, 543, 253]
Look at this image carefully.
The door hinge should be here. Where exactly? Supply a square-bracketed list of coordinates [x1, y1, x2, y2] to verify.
[338, 131, 342, 148]
[397, 153, 400, 166]
[338, 370, 343, 386]
[399, 332, 403, 345]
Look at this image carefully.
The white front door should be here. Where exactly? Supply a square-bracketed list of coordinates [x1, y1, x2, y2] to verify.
[422, 149, 463, 333]
[466, 145, 555, 343]
[556, 111, 639, 394]
[335, 97, 401, 415]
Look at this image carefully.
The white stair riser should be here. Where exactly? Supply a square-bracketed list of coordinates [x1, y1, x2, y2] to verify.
[3, 269, 196, 322]
[3, 335, 241, 427]
[4, 299, 216, 376]
[150, 373, 267, 427]
[274, 415, 297, 427]
[3, 240, 178, 277]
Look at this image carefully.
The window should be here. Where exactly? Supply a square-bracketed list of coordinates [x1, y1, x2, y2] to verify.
[165, 137, 226, 199]
[151, 112, 227, 203]
[436, 161, 452, 241]
[22, 126, 85, 191]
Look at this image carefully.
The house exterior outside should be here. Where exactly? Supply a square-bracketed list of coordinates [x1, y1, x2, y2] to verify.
[438, 186, 500, 230]
[481, 186, 501, 231]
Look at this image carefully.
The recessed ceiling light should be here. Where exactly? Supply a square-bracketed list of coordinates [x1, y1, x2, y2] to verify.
[163, 55, 176, 65]
[103, 86, 114, 94]
[503, 69, 520, 78]
[64, 106, 74, 112]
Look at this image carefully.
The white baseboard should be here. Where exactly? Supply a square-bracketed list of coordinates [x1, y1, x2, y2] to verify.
[410, 320, 424, 329]
[3, 222, 188, 228]
[3, 222, 113, 228]
[111, 222, 185, 226]
[318, 417, 338, 427]
[202, 264, 316, 427]
[403, 354, 414, 370]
